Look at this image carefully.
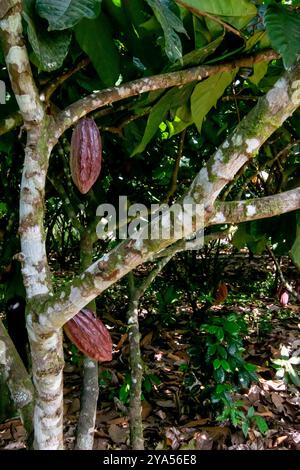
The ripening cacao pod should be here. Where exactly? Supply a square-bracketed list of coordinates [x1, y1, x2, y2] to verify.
[214, 282, 228, 305]
[64, 308, 112, 362]
[70, 117, 102, 194]
[279, 291, 289, 307]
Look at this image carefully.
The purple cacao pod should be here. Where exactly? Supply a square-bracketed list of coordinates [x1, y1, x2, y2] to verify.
[70, 118, 102, 194]
[64, 308, 112, 362]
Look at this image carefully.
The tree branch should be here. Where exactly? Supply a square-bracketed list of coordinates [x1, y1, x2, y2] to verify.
[49, 49, 279, 143]
[0, 2, 43, 126]
[40, 58, 300, 331]
[0, 320, 34, 442]
[209, 188, 300, 226]
[41, 57, 90, 104]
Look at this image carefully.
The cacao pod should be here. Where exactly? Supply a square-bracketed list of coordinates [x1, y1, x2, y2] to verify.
[279, 291, 289, 307]
[277, 284, 289, 307]
[70, 117, 102, 194]
[213, 282, 228, 305]
[64, 308, 112, 362]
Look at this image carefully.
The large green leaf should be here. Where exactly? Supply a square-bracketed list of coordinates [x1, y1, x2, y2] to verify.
[132, 84, 194, 155]
[145, 0, 187, 62]
[249, 62, 269, 86]
[171, 33, 224, 69]
[23, 11, 72, 71]
[264, 4, 300, 70]
[36, 0, 102, 31]
[165, 103, 193, 137]
[178, 0, 257, 29]
[191, 70, 236, 133]
[75, 13, 120, 87]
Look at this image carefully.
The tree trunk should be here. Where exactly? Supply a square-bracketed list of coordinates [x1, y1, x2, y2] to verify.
[75, 230, 99, 450]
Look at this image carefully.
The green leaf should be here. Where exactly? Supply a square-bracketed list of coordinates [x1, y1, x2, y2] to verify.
[242, 421, 249, 437]
[254, 415, 269, 434]
[191, 70, 236, 133]
[249, 62, 269, 86]
[132, 84, 193, 155]
[75, 13, 120, 87]
[179, 0, 257, 29]
[245, 31, 268, 52]
[149, 374, 161, 385]
[170, 34, 224, 70]
[165, 104, 193, 137]
[215, 326, 225, 342]
[207, 343, 217, 358]
[143, 376, 152, 393]
[214, 366, 225, 383]
[119, 383, 130, 403]
[213, 358, 221, 370]
[36, 0, 102, 30]
[217, 345, 227, 359]
[221, 359, 231, 372]
[264, 4, 300, 70]
[224, 320, 240, 335]
[247, 406, 255, 418]
[145, 0, 187, 62]
[228, 343, 237, 356]
[23, 11, 72, 71]
[244, 363, 257, 373]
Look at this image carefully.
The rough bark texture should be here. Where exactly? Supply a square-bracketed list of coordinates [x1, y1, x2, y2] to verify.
[1, 0, 300, 450]
[75, 230, 99, 450]
[127, 256, 172, 449]
[0, 320, 34, 442]
[209, 187, 300, 226]
[50, 50, 279, 143]
[127, 276, 144, 450]
[0, 3, 64, 450]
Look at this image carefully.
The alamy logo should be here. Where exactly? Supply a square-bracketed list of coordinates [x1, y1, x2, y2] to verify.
[96, 196, 204, 248]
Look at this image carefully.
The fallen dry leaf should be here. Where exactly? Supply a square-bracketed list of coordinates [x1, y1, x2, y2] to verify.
[108, 423, 128, 444]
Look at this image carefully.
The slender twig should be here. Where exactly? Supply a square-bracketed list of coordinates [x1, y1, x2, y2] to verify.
[46, 175, 83, 234]
[232, 85, 241, 123]
[266, 245, 300, 301]
[222, 95, 258, 102]
[163, 129, 186, 203]
[41, 57, 90, 103]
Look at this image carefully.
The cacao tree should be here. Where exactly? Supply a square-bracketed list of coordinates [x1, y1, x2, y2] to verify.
[0, 0, 300, 450]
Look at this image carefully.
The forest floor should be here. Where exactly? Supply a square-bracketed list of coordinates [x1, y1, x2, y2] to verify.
[0, 255, 299, 450]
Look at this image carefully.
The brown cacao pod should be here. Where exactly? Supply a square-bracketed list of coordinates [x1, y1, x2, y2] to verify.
[70, 118, 102, 194]
[213, 282, 228, 305]
[64, 308, 112, 362]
